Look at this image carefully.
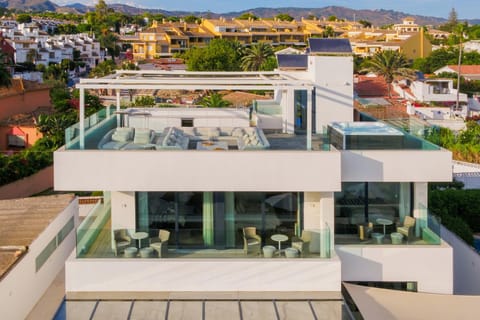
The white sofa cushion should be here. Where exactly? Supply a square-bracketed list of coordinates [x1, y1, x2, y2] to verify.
[134, 128, 153, 144]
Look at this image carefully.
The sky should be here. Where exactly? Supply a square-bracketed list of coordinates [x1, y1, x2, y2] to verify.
[54, 1, 480, 20]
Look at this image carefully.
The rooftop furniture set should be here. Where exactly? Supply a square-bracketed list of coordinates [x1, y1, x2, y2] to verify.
[161, 126, 270, 150]
[98, 126, 270, 150]
[242, 227, 312, 258]
[357, 216, 417, 244]
[113, 229, 170, 258]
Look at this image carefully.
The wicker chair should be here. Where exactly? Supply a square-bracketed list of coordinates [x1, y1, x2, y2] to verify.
[291, 230, 311, 257]
[113, 229, 132, 256]
[150, 229, 170, 258]
[397, 216, 416, 242]
[243, 227, 261, 255]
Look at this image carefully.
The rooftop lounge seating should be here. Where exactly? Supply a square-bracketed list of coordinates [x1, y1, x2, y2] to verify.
[98, 127, 158, 150]
[159, 126, 270, 150]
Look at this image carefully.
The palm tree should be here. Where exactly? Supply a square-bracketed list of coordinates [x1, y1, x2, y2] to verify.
[240, 43, 274, 71]
[365, 50, 415, 97]
[0, 52, 12, 88]
[199, 93, 231, 108]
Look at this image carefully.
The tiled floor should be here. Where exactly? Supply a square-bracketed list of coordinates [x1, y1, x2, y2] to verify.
[58, 299, 350, 320]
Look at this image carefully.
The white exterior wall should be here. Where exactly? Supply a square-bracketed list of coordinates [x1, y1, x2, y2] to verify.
[441, 226, 480, 295]
[336, 244, 453, 294]
[0, 199, 78, 320]
[111, 191, 136, 231]
[341, 149, 452, 182]
[54, 149, 342, 192]
[410, 81, 467, 103]
[65, 257, 342, 295]
[307, 56, 354, 131]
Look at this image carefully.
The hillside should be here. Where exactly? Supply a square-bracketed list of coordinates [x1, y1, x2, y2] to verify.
[4, 1, 480, 26]
[0, 0, 57, 11]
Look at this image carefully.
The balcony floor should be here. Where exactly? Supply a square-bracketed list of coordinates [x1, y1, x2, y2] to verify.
[80, 218, 324, 259]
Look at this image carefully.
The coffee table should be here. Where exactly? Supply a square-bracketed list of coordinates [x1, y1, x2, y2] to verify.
[196, 141, 228, 151]
[271, 234, 288, 255]
[131, 232, 148, 249]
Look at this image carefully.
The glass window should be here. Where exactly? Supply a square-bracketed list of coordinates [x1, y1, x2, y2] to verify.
[335, 182, 411, 235]
[136, 192, 300, 250]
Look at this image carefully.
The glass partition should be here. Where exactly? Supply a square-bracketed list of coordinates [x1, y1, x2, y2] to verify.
[335, 184, 441, 246]
[75, 191, 331, 259]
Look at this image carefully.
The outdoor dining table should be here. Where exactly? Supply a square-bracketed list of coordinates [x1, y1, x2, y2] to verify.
[131, 232, 148, 249]
[271, 234, 289, 255]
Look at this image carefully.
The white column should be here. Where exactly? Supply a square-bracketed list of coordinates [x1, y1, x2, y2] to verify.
[116, 89, 121, 126]
[413, 182, 428, 237]
[116, 89, 121, 111]
[79, 87, 85, 150]
[307, 88, 312, 150]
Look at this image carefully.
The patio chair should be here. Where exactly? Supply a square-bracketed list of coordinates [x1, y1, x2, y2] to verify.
[150, 229, 170, 258]
[113, 229, 132, 256]
[243, 227, 261, 255]
[291, 230, 311, 257]
[397, 216, 416, 242]
[357, 222, 373, 240]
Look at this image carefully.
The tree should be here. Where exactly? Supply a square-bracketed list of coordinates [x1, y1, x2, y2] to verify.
[0, 52, 12, 88]
[199, 93, 231, 108]
[89, 60, 117, 78]
[237, 12, 258, 20]
[183, 15, 200, 23]
[358, 20, 372, 28]
[185, 39, 241, 71]
[364, 50, 415, 97]
[16, 14, 32, 24]
[327, 15, 337, 22]
[26, 49, 39, 64]
[440, 8, 459, 32]
[322, 26, 335, 38]
[240, 43, 274, 71]
[275, 13, 294, 22]
[133, 96, 155, 107]
[99, 33, 120, 61]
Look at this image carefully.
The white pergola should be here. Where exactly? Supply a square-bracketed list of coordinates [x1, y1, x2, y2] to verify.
[76, 70, 315, 149]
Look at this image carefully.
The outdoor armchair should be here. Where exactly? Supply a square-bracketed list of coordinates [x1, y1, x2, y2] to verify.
[397, 216, 416, 242]
[150, 229, 170, 258]
[292, 230, 311, 257]
[243, 227, 261, 255]
[113, 229, 132, 256]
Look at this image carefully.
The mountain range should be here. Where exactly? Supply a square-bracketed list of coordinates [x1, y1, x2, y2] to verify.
[2, 1, 480, 26]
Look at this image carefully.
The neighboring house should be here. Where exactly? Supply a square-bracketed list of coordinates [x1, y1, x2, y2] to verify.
[0, 194, 77, 320]
[434, 65, 480, 81]
[393, 17, 421, 33]
[0, 23, 102, 68]
[0, 32, 15, 64]
[54, 39, 453, 302]
[463, 40, 480, 53]
[0, 106, 52, 151]
[349, 29, 432, 59]
[0, 78, 51, 119]
[403, 78, 468, 105]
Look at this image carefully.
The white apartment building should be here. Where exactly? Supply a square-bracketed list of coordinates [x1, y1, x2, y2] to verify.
[0, 21, 103, 68]
[54, 39, 453, 300]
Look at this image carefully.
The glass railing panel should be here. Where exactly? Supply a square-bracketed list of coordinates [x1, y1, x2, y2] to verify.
[77, 225, 332, 259]
[65, 108, 117, 150]
[334, 208, 442, 246]
[76, 199, 111, 258]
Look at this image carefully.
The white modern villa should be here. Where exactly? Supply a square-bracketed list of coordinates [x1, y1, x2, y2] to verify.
[54, 39, 454, 301]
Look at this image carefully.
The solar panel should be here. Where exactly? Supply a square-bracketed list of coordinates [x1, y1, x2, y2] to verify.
[308, 38, 352, 54]
[276, 54, 308, 69]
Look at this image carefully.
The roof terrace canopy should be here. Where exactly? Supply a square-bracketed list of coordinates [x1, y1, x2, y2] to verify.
[77, 70, 315, 91]
[76, 70, 315, 149]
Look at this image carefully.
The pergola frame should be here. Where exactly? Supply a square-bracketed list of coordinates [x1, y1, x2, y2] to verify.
[76, 70, 315, 149]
